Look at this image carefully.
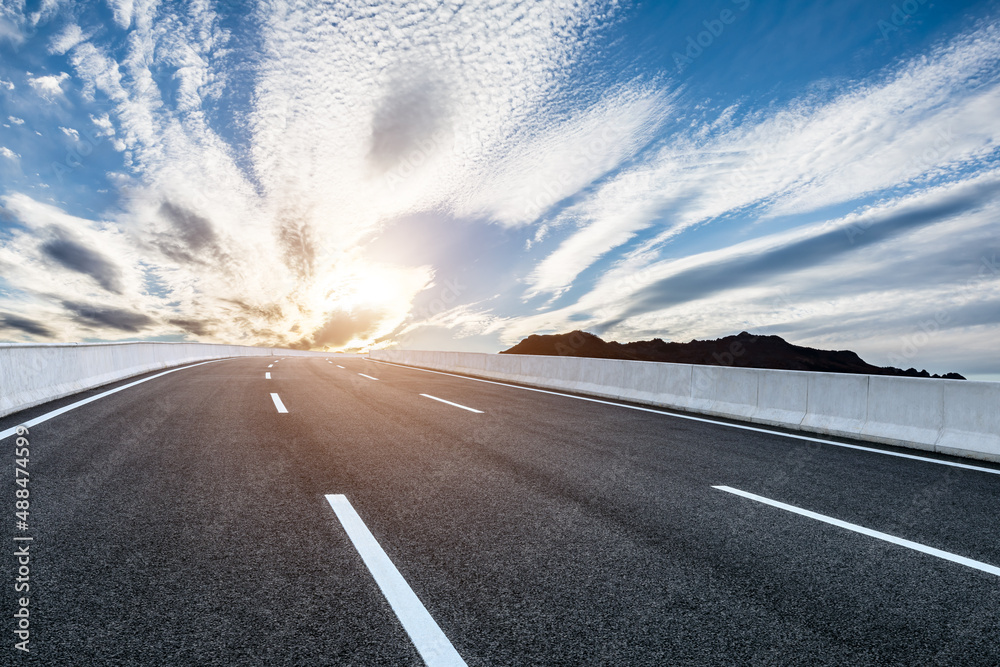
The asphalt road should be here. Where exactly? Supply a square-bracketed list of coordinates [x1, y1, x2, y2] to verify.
[2, 355, 999, 665]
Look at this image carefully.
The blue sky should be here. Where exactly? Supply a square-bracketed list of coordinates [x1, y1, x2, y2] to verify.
[1, 0, 998, 378]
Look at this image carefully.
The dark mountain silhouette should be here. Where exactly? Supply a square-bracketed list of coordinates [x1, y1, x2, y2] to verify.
[500, 330, 965, 379]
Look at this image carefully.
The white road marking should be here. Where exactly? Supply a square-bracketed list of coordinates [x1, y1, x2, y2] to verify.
[420, 394, 483, 414]
[358, 373, 379, 381]
[270, 393, 288, 413]
[713, 486, 1000, 577]
[337, 365, 345, 369]
[268, 364, 274, 368]
[265, 372, 271, 380]
[367, 359, 1000, 477]
[324, 495, 466, 666]
[0, 359, 232, 442]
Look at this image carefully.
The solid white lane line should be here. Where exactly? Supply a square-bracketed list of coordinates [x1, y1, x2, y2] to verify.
[420, 394, 483, 414]
[0, 358, 230, 442]
[337, 365, 345, 369]
[265, 372, 271, 380]
[270, 393, 288, 413]
[367, 359, 1000, 477]
[324, 495, 466, 667]
[713, 486, 1000, 577]
[358, 373, 379, 381]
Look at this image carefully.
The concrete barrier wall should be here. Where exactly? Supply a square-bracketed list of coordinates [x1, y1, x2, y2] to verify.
[0, 342, 330, 419]
[369, 350, 1000, 463]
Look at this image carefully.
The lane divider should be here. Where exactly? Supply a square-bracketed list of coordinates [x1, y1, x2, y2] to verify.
[325, 495, 466, 666]
[268, 363, 274, 368]
[0, 358, 231, 442]
[265, 372, 271, 380]
[358, 373, 379, 381]
[420, 394, 483, 414]
[337, 365, 345, 369]
[713, 486, 1000, 577]
[366, 359, 1000, 477]
[270, 393, 288, 413]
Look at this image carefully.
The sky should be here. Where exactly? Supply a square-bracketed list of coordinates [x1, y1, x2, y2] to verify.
[0, 0, 998, 379]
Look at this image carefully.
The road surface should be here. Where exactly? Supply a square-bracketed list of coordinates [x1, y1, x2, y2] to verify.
[2, 356, 999, 665]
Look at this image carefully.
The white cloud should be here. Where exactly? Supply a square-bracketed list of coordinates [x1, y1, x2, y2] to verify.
[107, 0, 134, 29]
[457, 86, 671, 227]
[28, 0, 71, 26]
[4, 0, 998, 363]
[49, 23, 90, 55]
[25, 0, 634, 348]
[59, 126, 80, 141]
[0, 146, 20, 160]
[523, 165, 681, 299]
[27, 72, 70, 99]
[7, 116, 24, 125]
[493, 171, 1000, 367]
[0, 193, 156, 338]
[89, 113, 114, 135]
[0, 16, 25, 47]
[0, 78, 13, 90]
[521, 22, 1000, 300]
[90, 113, 123, 149]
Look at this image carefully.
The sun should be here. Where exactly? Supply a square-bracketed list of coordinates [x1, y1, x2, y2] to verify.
[341, 269, 402, 311]
[303, 261, 434, 348]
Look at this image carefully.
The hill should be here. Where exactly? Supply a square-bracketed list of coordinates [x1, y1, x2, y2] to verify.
[500, 330, 965, 379]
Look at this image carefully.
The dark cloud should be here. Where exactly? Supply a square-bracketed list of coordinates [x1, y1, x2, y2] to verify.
[159, 201, 219, 251]
[0, 313, 56, 338]
[224, 299, 285, 322]
[310, 309, 382, 348]
[368, 68, 449, 172]
[277, 214, 315, 279]
[154, 201, 226, 265]
[620, 179, 1000, 320]
[776, 295, 1000, 342]
[40, 231, 123, 294]
[167, 318, 215, 336]
[61, 301, 154, 332]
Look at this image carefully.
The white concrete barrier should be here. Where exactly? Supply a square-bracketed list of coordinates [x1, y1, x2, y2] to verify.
[862, 376, 944, 452]
[0, 342, 329, 419]
[801, 373, 870, 440]
[938, 380, 1000, 461]
[753, 370, 808, 427]
[369, 349, 1000, 463]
